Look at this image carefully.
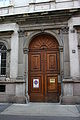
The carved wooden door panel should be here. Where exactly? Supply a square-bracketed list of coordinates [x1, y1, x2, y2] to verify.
[28, 34, 60, 102]
[45, 51, 59, 102]
[28, 51, 44, 102]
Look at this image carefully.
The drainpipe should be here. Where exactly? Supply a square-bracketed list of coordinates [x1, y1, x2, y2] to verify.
[24, 48, 29, 103]
[59, 46, 64, 103]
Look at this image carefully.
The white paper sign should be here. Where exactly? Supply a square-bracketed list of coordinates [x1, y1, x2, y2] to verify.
[33, 79, 39, 88]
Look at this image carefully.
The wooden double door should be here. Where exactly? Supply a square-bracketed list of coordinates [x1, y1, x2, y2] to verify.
[28, 34, 60, 102]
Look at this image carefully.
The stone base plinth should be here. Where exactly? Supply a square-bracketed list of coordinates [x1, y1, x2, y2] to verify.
[0, 95, 26, 104]
[61, 96, 80, 104]
[61, 78, 80, 104]
[0, 80, 26, 104]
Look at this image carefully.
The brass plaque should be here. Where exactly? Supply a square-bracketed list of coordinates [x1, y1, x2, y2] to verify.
[50, 78, 55, 83]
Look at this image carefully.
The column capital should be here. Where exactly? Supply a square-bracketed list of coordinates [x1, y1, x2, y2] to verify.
[18, 30, 25, 37]
[70, 28, 75, 33]
[78, 45, 80, 49]
[23, 48, 29, 54]
[61, 26, 69, 34]
[59, 46, 63, 52]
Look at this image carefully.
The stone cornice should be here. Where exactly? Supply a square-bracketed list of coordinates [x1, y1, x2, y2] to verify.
[19, 23, 67, 32]
[0, 30, 14, 37]
[63, 78, 80, 83]
[0, 80, 25, 84]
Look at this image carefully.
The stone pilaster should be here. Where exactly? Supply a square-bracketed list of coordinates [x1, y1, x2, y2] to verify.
[68, 27, 79, 77]
[60, 27, 70, 78]
[17, 30, 25, 80]
[9, 24, 19, 79]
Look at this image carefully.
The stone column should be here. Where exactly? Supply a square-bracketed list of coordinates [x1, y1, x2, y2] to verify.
[10, 25, 19, 79]
[68, 27, 79, 77]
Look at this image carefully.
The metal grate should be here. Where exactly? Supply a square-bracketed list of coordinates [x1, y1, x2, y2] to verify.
[0, 42, 7, 75]
[0, 85, 5, 92]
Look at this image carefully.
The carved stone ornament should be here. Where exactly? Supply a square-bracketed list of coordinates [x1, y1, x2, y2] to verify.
[23, 48, 29, 54]
[59, 46, 63, 52]
[18, 30, 25, 37]
[61, 26, 69, 34]
[78, 45, 80, 49]
[70, 29, 75, 33]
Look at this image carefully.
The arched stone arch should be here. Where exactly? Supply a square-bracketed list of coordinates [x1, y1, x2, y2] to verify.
[24, 30, 63, 49]
[0, 38, 10, 50]
[24, 30, 63, 101]
[29, 33, 59, 50]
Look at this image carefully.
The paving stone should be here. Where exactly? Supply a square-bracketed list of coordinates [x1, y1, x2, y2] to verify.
[76, 105, 80, 113]
[0, 103, 11, 113]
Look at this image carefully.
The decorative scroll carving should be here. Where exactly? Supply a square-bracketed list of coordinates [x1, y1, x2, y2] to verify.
[70, 28, 75, 33]
[23, 48, 29, 54]
[18, 30, 25, 37]
[59, 46, 63, 52]
[61, 26, 69, 34]
[78, 45, 80, 49]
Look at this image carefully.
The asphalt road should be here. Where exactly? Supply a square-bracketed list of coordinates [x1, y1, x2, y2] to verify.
[0, 115, 80, 120]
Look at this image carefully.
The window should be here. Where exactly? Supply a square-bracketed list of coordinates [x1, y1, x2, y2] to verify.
[0, 42, 7, 75]
[0, 0, 10, 7]
[0, 85, 5, 92]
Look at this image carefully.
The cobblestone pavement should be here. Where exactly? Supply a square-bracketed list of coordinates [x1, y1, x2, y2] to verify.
[0, 103, 11, 113]
[76, 105, 80, 113]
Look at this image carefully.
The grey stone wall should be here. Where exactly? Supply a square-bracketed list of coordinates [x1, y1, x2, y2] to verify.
[0, 12, 80, 104]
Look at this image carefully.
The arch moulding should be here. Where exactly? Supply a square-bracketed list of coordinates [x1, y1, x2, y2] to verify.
[23, 30, 63, 49]
[0, 38, 10, 50]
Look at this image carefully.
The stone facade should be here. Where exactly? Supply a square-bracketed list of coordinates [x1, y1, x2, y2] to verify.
[0, 0, 80, 104]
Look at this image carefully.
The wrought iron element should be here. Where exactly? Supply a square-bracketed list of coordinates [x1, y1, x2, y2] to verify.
[0, 42, 7, 75]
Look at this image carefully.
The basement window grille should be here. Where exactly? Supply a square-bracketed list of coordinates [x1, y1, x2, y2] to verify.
[0, 42, 7, 75]
[0, 85, 5, 92]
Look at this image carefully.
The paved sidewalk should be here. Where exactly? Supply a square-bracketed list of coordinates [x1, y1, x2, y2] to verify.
[0, 103, 80, 117]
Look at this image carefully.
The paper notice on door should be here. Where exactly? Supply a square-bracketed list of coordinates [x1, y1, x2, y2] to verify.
[50, 78, 55, 83]
[33, 79, 39, 88]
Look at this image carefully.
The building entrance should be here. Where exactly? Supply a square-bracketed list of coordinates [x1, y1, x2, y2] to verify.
[28, 34, 60, 102]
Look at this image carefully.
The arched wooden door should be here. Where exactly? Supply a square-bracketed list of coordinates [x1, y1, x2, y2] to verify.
[28, 34, 60, 102]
